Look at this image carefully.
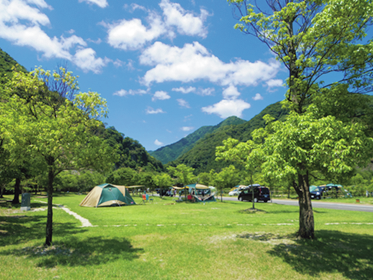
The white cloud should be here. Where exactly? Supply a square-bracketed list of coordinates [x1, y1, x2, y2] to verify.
[202, 99, 251, 119]
[79, 0, 108, 8]
[113, 88, 148, 96]
[197, 87, 215, 96]
[177, 99, 190, 108]
[252, 93, 263, 100]
[160, 0, 208, 37]
[140, 42, 280, 87]
[154, 139, 164, 146]
[0, 0, 108, 73]
[146, 107, 165, 114]
[152, 91, 170, 101]
[172, 86, 196, 94]
[222, 84, 240, 99]
[74, 48, 109, 73]
[106, 13, 167, 51]
[87, 38, 102, 44]
[266, 79, 283, 87]
[181, 126, 194, 131]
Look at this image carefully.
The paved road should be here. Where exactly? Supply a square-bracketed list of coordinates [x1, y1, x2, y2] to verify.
[219, 196, 373, 212]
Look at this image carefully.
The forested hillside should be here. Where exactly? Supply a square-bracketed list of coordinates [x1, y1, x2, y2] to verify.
[149, 116, 246, 164]
[168, 101, 289, 174]
[0, 48, 163, 173]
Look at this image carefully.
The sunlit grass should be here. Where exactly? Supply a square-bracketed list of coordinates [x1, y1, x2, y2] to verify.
[1, 194, 373, 279]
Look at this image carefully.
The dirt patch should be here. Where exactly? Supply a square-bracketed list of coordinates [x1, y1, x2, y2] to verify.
[209, 232, 297, 246]
[239, 208, 267, 214]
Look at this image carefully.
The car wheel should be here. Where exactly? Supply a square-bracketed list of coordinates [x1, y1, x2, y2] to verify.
[254, 198, 258, 203]
[239, 197, 243, 201]
[316, 196, 321, 200]
[264, 200, 268, 203]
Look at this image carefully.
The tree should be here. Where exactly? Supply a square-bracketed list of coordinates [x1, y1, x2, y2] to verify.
[216, 138, 261, 208]
[228, 0, 373, 238]
[167, 164, 196, 199]
[153, 173, 173, 196]
[212, 165, 240, 202]
[1, 67, 117, 246]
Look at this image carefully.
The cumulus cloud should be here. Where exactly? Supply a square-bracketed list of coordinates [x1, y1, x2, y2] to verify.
[74, 48, 109, 73]
[177, 99, 190, 108]
[154, 139, 164, 146]
[0, 0, 108, 73]
[160, 0, 208, 37]
[146, 107, 165, 114]
[266, 79, 283, 87]
[140, 42, 280, 86]
[106, 1, 209, 51]
[172, 86, 196, 94]
[152, 90, 170, 101]
[106, 13, 167, 50]
[252, 93, 263, 100]
[79, 0, 108, 8]
[113, 88, 148, 96]
[202, 99, 251, 119]
[222, 84, 240, 99]
[181, 126, 194, 131]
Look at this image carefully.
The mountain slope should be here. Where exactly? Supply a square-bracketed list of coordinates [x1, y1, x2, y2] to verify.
[169, 101, 289, 174]
[149, 116, 246, 164]
[0, 48, 164, 172]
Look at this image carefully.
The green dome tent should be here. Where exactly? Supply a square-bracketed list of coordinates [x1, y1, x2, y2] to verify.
[80, 183, 136, 207]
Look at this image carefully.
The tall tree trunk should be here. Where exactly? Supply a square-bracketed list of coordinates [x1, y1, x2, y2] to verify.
[294, 172, 314, 239]
[12, 178, 21, 204]
[0, 185, 4, 198]
[45, 162, 55, 246]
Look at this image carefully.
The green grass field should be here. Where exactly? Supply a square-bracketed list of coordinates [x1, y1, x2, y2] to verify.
[1, 194, 372, 279]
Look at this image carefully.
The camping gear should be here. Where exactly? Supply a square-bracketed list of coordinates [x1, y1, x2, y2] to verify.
[185, 183, 216, 203]
[80, 183, 136, 207]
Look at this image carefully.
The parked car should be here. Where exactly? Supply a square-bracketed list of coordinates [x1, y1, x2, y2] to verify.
[309, 185, 326, 199]
[229, 188, 241, 196]
[238, 185, 270, 202]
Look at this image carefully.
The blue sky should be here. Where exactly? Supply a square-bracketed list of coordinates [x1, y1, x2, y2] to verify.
[0, 0, 287, 151]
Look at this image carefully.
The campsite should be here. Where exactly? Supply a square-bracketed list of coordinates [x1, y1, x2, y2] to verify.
[2, 0, 373, 279]
[1, 191, 373, 279]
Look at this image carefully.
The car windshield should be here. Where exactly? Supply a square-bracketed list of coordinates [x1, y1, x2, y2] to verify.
[309, 186, 318, 192]
[261, 188, 269, 194]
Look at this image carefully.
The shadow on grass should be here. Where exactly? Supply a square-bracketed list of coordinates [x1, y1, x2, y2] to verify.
[267, 230, 373, 280]
[1, 236, 143, 268]
[0, 213, 87, 247]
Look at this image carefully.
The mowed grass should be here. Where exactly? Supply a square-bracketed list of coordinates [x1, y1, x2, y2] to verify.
[1, 194, 373, 280]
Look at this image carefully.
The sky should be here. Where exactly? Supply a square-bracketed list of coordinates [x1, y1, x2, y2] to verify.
[0, 0, 287, 151]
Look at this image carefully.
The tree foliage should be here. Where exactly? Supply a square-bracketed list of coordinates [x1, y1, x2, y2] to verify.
[0, 66, 117, 245]
[227, 0, 373, 238]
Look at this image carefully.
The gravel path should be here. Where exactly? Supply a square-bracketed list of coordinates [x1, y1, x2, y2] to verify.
[35, 200, 92, 227]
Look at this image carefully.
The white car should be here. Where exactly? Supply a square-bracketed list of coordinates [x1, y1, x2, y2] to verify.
[229, 189, 240, 196]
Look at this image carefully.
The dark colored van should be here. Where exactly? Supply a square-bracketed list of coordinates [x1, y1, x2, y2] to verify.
[309, 185, 326, 199]
[238, 185, 270, 202]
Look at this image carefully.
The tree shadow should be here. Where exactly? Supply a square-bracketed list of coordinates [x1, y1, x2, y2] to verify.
[1, 236, 143, 268]
[0, 213, 87, 247]
[267, 230, 373, 279]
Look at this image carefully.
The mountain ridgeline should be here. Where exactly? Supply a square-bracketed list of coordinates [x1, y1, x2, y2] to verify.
[166, 102, 289, 174]
[149, 116, 246, 164]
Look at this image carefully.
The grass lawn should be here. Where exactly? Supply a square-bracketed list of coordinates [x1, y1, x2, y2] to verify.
[1, 193, 372, 280]
[275, 196, 373, 205]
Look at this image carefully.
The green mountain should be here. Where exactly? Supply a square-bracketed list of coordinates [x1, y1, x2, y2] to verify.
[149, 116, 246, 164]
[0, 48, 27, 86]
[168, 101, 289, 174]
